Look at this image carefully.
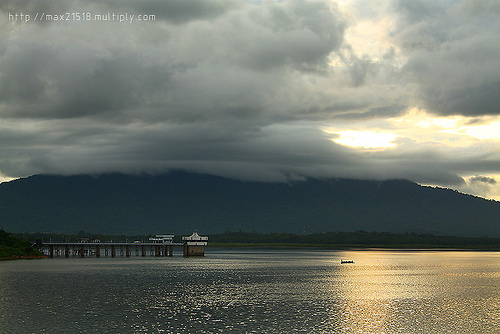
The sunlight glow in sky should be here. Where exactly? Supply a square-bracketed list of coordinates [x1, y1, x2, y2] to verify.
[332, 130, 399, 148]
[328, 109, 500, 149]
[459, 122, 500, 141]
[0, 174, 14, 183]
[326, 108, 500, 200]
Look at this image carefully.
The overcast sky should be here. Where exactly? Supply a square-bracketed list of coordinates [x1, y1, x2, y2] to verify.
[1, 0, 500, 199]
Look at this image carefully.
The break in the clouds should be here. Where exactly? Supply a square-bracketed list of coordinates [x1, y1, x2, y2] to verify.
[1, 0, 500, 199]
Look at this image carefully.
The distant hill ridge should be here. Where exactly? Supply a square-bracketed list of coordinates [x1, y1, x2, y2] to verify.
[0, 171, 499, 237]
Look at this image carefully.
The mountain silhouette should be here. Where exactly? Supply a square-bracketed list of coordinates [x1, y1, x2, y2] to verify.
[0, 171, 498, 237]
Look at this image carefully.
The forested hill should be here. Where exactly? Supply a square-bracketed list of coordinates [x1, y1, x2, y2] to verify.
[0, 172, 499, 237]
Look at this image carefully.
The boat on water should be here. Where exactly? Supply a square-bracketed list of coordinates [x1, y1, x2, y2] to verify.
[341, 260, 354, 264]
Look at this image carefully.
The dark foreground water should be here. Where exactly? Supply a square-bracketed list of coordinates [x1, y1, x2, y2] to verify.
[1, 249, 499, 333]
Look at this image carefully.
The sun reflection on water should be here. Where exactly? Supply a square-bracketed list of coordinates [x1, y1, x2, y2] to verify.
[318, 251, 500, 333]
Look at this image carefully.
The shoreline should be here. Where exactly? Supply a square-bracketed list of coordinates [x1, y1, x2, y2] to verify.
[208, 242, 500, 251]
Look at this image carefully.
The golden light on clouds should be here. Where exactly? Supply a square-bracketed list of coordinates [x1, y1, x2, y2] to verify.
[338, 0, 404, 64]
[459, 122, 500, 141]
[323, 108, 500, 200]
[0, 173, 14, 184]
[391, 108, 462, 129]
[332, 130, 399, 148]
[325, 109, 500, 151]
[392, 110, 500, 142]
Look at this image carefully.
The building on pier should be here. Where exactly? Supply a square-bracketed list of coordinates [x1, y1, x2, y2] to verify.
[149, 235, 174, 244]
[182, 231, 208, 256]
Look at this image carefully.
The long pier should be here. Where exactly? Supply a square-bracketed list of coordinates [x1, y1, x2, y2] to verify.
[40, 241, 183, 258]
[39, 232, 208, 258]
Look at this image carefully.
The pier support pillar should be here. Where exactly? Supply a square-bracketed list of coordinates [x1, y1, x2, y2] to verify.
[126, 245, 131, 257]
[65, 245, 69, 258]
[95, 246, 100, 258]
[111, 245, 116, 258]
[79, 245, 85, 258]
[183, 245, 205, 256]
[49, 245, 54, 258]
[168, 245, 173, 257]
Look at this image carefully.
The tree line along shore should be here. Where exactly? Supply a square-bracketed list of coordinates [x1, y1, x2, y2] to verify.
[0, 230, 44, 259]
[5, 230, 500, 255]
[207, 230, 500, 249]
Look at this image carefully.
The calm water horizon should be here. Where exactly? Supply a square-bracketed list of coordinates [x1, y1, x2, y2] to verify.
[1, 248, 499, 333]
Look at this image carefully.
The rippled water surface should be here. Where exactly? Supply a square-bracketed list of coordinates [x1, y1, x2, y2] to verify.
[1, 249, 499, 333]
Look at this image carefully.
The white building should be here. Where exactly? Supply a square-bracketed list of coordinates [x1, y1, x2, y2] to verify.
[182, 231, 208, 256]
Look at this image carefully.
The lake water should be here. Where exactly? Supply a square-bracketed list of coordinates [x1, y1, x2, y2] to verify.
[0, 249, 499, 333]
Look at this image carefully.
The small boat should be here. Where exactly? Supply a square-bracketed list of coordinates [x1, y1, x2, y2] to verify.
[341, 260, 354, 264]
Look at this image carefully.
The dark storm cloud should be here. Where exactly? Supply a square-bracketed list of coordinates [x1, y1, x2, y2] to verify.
[470, 176, 497, 185]
[0, 0, 72, 17]
[394, 0, 444, 23]
[0, 0, 499, 197]
[0, 42, 164, 119]
[393, 0, 500, 116]
[0, 121, 363, 182]
[0, 0, 346, 122]
[0, 0, 234, 25]
[129, 0, 235, 24]
[0, 0, 355, 180]
[334, 104, 408, 120]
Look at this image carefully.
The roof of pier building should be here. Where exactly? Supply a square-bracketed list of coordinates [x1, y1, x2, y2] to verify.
[182, 231, 208, 241]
